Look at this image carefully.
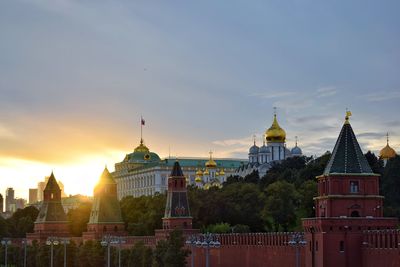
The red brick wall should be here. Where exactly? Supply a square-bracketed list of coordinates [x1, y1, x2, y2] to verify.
[188, 233, 306, 267]
[361, 230, 400, 267]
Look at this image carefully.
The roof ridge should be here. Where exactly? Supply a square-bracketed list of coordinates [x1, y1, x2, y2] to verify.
[324, 121, 373, 175]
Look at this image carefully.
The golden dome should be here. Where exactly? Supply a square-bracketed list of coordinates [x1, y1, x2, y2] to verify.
[195, 169, 203, 176]
[380, 134, 397, 159]
[215, 172, 220, 176]
[265, 114, 286, 143]
[134, 139, 150, 153]
[205, 151, 217, 168]
[203, 169, 210, 175]
[195, 176, 203, 183]
[219, 169, 225, 176]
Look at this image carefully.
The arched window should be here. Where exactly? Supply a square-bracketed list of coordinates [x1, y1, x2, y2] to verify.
[351, 210, 360, 217]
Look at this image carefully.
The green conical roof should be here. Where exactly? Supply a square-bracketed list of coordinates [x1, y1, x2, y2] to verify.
[44, 172, 61, 191]
[324, 118, 373, 175]
[100, 167, 115, 184]
[35, 172, 67, 223]
[170, 161, 184, 177]
[88, 168, 124, 224]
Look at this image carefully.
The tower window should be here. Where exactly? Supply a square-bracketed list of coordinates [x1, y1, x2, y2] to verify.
[340, 241, 345, 252]
[350, 181, 359, 193]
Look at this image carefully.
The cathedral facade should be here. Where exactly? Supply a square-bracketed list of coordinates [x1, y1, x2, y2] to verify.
[236, 113, 302, 178]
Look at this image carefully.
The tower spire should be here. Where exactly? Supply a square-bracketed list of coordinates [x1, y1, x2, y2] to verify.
[295, 136, 298, 147]
[386, 132, 389, 145]
[345, 109, 352, 124]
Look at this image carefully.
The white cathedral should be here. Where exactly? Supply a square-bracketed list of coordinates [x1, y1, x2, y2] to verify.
[236, 113, 303, 178]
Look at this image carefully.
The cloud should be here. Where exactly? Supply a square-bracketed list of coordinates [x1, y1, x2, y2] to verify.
[364, 91, 400, 102]
[316, 86, 337, 98]
[249, 91, 295, 99]
[212, 135, 254, 147]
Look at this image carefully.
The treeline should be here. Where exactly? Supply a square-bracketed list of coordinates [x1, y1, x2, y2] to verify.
[1, 153, 399, 238]
[0, 230, 187, 267]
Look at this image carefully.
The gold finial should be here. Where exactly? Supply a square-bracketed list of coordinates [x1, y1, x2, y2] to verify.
[345, 109, 352, 124]
[253, 134, 256, 145]
[295, 136, 298, 147]
[387, 132, 389, 145]
[205, 150, 217, 168]
[273, 106, 277, 116]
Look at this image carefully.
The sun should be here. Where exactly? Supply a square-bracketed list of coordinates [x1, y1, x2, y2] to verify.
[0, 151, 124, 200]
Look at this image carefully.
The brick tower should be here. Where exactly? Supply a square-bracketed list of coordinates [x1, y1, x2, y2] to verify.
[27, 172, 69, 242]
[302, 113, 398, 267]
[83, 167, 126, 240]
[162, 161, 193, 230]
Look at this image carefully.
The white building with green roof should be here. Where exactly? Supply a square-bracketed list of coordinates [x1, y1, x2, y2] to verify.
[112, 139, 245, 199]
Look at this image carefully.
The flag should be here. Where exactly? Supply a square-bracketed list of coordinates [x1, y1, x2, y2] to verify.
[141, 117, 145, 126]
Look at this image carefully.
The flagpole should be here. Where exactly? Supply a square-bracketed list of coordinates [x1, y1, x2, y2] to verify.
[140, 116, 143, 143]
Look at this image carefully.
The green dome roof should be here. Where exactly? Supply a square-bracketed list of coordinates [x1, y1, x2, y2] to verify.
[125, 151, 161, 163]
[123, 139, 161, 164]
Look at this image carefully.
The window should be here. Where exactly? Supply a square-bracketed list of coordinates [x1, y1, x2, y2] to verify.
[340, 241, 344, 252]
[351, 210, 360, 217]
[350, 181, 359, 193]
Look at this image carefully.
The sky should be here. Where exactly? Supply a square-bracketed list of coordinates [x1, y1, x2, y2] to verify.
[0, 0, 399, 199]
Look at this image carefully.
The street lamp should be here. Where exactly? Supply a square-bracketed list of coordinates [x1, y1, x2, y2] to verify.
[46, 237, 59, 267]
[1, 239, 12, 267]
[101, 235, 126, 267]
[112, 237, 126, 267]
[60, 238, 70, 267]
[288, 232, 307, 267]
[195, 233, 220, 267]
[185, 235, 198, 267]
[21, 239, 28, 267]
[100, 238, 111, 267]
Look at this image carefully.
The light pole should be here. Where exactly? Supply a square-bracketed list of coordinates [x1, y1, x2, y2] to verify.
[60, 238, 70, 267]
[100, 235, 125, 267]
[22, 239, 28, 267]
[101, 235, 125, 267]
[288, 232, 307, 267]
[100, 237, 111, 267]
[1, 239, 12, 267]
[112, 237, 126, 267]
[46, 237, 59, 267]
[185, 235, 198, 267]
[195, 233, 221, 267]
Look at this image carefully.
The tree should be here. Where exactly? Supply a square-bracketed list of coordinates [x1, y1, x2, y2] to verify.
[121, 194, 166, 236]
[163, 230, 189, 267]
[365, 151, 384, 175]
[298, 180, 317, 218]
[204, 223, 231, 233]
[6, 206, 39, 237]
[67, 202, 92, 236]
[381, 155, 400, 218]
[263, 180, 299, 231]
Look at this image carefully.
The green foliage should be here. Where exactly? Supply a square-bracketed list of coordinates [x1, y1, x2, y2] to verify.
[67, 202, 92, 236]
[365, 151, 384, 175]
[263, 180, 299, 231]
[120, 193, 166, 236]
[126, 241, 153, 267]
[204, 222, 231, 233]
[5, 206, 39, 237]
[152, 230, 189, 267]
[381, 155, 400, 218]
